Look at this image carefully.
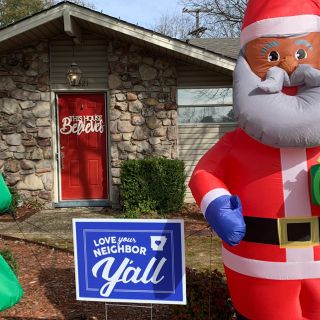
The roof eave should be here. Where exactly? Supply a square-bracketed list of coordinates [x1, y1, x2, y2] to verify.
[0, 5, 65, 43]
[69, 6, 235, 71]
[0, 2, 236, 71]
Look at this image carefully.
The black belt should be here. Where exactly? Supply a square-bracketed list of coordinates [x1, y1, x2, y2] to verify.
[243, 216, 320, 246]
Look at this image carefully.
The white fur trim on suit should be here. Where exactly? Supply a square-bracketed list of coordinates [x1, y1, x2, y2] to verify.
[200, 188, 231, 214]
[280, 149, 314, 262]
[241, 14, 320, 47]
[223, 247, 320, 280]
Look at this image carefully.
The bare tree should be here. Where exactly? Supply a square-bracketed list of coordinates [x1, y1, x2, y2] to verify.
[180, 0, 247, 37]
[46, 0, 95, 9]
[152, 12, 194, 39]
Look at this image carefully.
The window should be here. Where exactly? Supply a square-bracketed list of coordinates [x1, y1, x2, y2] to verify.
[178, 88, 235, 124]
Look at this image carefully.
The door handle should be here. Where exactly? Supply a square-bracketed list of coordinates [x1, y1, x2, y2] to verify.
[60, 147, 65, 170]
[61, 152, 65, 170]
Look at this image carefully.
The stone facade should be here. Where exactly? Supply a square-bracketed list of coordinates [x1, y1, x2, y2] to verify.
[107, 42, 178, 203]
[0, 38, 178, 207]
[0, 42, 52, 206]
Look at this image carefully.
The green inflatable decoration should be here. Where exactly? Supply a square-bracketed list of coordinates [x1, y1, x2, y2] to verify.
[0, 255, 23, 311]
[0, 173, 12, 213]
[0, 173, 23, 310]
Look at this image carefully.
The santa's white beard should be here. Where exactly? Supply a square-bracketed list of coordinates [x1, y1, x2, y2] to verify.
[233, 54, 320, 148]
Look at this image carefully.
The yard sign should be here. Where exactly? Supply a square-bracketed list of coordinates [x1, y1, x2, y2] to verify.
[73, 219, 186, 305]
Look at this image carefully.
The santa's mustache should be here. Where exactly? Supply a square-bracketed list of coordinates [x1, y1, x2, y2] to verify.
[233, 54, 320, 148]
[258, 64, 320, 93]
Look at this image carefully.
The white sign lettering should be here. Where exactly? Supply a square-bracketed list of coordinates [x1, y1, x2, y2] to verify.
[93, 236, 117, 247]
[92, 257, 167, 297]
[60, 114, 104, 135]
[93, 245, 147, 257]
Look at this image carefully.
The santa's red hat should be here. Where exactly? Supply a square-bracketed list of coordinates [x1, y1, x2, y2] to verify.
[241, 0, 320, 47]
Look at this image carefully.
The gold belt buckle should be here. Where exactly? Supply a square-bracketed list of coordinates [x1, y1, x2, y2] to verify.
[277, 217, 320, 248]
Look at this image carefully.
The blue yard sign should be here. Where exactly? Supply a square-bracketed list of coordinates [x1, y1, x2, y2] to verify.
[73, 219, 186, 305]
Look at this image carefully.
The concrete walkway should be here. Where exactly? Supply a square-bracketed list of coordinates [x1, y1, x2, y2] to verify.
[0, 207, 116, 247]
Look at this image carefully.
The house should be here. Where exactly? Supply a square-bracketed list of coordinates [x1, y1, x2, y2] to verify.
[0, 1, 238, 208]
[178, 38, 239, 202]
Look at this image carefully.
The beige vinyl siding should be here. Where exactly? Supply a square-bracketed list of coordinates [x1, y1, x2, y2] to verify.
[179, 123, 237, 203]
[50, 33, 108, 90]
[177, 63, 233, 88]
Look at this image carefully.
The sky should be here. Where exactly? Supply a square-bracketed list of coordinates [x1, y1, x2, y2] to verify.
[93, 0, 185, 29]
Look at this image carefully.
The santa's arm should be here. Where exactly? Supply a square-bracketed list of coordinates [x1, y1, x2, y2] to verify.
[189, 132, 246, 246]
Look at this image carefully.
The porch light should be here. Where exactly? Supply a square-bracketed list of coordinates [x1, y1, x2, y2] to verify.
[67, 62, 82, 86]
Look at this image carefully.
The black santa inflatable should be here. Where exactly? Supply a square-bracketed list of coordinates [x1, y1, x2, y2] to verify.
[189, 0, 320, 319]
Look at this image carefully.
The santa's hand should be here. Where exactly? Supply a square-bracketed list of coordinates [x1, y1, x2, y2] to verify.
[205, 195, 246, 246]
[257, 66, 290, 93]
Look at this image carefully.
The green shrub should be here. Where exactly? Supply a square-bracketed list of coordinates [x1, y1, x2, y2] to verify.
[0, 249, 18, 274]
[173, 268, 234, 320]
[120, 157, 186, 215]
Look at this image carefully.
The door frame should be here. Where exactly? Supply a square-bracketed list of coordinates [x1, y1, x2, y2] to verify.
[52, 91, 112, 207]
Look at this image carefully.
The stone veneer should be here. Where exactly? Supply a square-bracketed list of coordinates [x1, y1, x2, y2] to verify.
[0, 39, 178, 207]
[0, 42, 52, 207]
[107, 41, 178, 204]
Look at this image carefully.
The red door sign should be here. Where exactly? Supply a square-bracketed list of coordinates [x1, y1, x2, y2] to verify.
[58, 94, 108, 201]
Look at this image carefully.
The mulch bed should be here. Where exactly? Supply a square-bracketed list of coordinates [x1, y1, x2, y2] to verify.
[0, 204, 211, 319]
[0, 238, 175, 320]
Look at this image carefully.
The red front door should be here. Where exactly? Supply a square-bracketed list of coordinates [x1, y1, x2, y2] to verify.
[58, 94, 108, 201]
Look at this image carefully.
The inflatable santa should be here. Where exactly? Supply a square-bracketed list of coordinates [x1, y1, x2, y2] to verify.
[189, 1, 320, 319]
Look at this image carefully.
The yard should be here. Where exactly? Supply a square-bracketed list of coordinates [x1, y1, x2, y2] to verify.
[0, 205, 230, 319]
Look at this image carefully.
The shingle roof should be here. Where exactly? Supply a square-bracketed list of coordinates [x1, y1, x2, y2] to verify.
[188, 38, 240, 60]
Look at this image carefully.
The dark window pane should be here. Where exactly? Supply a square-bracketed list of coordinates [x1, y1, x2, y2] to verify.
[178, 106, 234, 124]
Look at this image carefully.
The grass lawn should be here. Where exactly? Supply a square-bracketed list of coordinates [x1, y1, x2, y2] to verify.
[185, 235, 224, 273]
[8, 204, 225, 275]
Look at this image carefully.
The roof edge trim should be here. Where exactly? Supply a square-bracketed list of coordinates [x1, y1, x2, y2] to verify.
[0, 2, 236, 70]
[68, 6, 235, 70]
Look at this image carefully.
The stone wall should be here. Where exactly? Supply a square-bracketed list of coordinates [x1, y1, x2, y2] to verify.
[107, 41, 178, 204]
[0, 39, 178, 207]
[0, 42, 52, 207]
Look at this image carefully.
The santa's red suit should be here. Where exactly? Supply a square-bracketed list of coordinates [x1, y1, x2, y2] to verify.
[189, 128, 320, 320]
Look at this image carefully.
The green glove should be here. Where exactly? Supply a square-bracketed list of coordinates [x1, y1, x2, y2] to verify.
[0, 254, 23, 311]
[0, 173, 12, 213]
